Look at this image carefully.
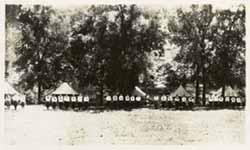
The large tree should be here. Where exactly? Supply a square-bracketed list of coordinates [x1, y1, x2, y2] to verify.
[210, 5, 245, 96]
[68, 5, 166, 104]
[14, 5, 69, 103]
[167, 5, 215, 104]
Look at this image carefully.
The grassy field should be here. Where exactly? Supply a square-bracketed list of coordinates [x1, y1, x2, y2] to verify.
[4, 105, 245, 145]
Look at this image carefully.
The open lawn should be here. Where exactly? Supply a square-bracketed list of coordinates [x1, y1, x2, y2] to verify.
[4, 105, 245, 145]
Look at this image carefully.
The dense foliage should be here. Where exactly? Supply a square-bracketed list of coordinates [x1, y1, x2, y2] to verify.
[6, 4, 245, 104]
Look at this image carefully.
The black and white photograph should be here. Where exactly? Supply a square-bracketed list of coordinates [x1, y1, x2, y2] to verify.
[2, 0, 247, 146]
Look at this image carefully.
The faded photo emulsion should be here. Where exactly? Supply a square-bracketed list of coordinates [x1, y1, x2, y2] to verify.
[4, 4, 245, 145]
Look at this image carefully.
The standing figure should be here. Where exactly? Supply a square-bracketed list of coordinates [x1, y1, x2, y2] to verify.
[51, 96, 57, 110]
[45, 95, 51, 110]
[5, 95, 11, 110]
[12, 95, 19, 110]
[77, 96, 83, 110]
[58, 96, 64, 109]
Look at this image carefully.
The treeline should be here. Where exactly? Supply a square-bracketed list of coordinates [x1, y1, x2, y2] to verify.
[5, 4, 245, 104]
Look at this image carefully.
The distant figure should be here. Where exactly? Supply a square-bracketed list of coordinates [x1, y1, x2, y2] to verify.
[77, 96, 83, 110]
[71, 96, 77, 110]
[160, 96, 166, 108]
[83, 96, 90, 110]
[51, 96, 57, 110]
[21, 102, 25, 108]
[174, 97, 180, 109]
[231, 97, 236, 109]
[12, 95, 19, 110]
[45, 102, 50, 110]
[64, 96, 70, 110]
[105, 96, 112, 109]
[20, 95, 26, 108]
[5, 101, 11, 109]
[5, 95, 11, 109]
[188, 97, 194, 109]
[168, 96, 173, 108]
[45, 96, 51, 110]
[12, 100, 18, 110]
[58, 96, 64, 109]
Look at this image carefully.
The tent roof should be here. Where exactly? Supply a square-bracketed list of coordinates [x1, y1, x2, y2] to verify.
[224, 86, 238, 97]
[211, 86, 239, 97]
[170, 85, 192, 97]
[4, 81, 19, 95]
[155, 83, 166, 89]
[132, 86, 146, 97]
[52, 82, 78, 95]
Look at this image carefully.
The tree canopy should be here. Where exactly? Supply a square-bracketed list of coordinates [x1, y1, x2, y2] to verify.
[6, 4, 245, 103]
[167, 4, 245, 102]
[14, 5, 69, 103]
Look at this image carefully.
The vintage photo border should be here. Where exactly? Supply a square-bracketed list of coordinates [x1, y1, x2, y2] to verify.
[0, 0, 249, 149]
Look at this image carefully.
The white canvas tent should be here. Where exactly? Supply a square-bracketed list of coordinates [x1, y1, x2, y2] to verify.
[224, 86, 238, 97]
[155, 83, 166, 89]
[212, 86, 239, 97]
[4, 81, 19, 95]
[170, 85, 192, 97]
[52, 82, 78, 95]
[132, 86, 146, 97]
[4, 81, 26, 102]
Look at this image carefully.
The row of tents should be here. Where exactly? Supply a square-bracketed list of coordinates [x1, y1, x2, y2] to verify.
[4, 81, 245, 110]
[44, 82, 147, 109]
[43, 82, 244, 110]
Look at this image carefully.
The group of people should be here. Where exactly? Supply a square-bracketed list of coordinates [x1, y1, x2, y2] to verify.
[4, 95, 25, 110]
[104, 95, 145, 110]
[44, 95, 146, 110]
[150, 95, 245, 109]
[207, 96, 245, 108]
[44, 94, 245, 110]
[45, 95, 90, 110]
[150, 95, 195, 109]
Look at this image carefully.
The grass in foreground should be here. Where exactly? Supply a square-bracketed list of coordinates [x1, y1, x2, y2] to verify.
[4, 105, 245, 145]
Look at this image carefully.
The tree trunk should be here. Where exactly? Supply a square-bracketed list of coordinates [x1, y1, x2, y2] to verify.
[37, 81, 42, 104]
[195, 64, 200, 104]
[100, 84, 104, 106]
[222, 85, 225, 97]
[202, 66, 206, 106]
